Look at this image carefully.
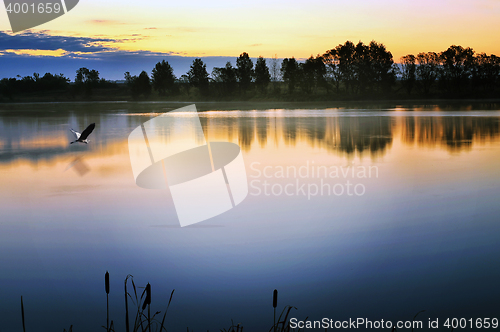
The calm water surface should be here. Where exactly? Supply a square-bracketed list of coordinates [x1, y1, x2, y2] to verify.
[1, 102, 499, 331]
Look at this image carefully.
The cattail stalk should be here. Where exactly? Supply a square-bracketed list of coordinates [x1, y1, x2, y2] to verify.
[105, 271, 110, 332]
[21, 296, 26, 332]
[273, 289, 278, 332]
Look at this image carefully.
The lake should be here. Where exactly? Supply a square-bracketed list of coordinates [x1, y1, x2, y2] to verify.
[0, 101, 499, 331]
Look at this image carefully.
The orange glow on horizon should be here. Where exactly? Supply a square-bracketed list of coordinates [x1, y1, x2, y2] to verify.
[0, 0, 499, 61]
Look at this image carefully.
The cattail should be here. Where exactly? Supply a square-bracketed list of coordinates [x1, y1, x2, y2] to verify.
[142, 283, 151, 310]
[21, 296, 26, 332]
[143, 283, 151, 332]
[105, 271, 110, 294]
[105, 271, 110, 332]
[273, 289, 278, 332]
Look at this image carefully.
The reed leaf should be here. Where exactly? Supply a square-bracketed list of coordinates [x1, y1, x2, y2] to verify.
[143, 283, 151, 310]
[21, 296, 26, 332]
[125, 275, 133, 332]
[159, 289, 175, 332]
[411, 310, 425, 332]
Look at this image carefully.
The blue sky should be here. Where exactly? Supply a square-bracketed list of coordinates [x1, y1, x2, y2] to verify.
[0, 31, 237, 80]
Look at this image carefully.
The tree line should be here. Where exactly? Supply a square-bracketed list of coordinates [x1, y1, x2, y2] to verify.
[1, 41, 499, 101]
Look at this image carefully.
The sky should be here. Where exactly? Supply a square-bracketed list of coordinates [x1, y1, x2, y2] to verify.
[0, 0, 499, 80]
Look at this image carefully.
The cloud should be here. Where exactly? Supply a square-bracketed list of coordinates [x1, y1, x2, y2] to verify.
[0, 30, 268, 81]
[86, 19, 128, 25]
[0, 30, 186, 60]
[0, 30, 117, 53]
[1, 49, 67, 57]
[67, 49, 178, 60]
[0, 46, 239, 81]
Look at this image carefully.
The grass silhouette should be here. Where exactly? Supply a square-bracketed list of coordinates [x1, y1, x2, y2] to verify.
[17, 278, 308, 332]
[121, 274, 174, 332]
[17, 273, 422, 332]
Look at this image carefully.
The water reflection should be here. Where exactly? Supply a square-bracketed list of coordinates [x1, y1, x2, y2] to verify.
[400, 116, 500, 151]
[0, 106, 499, 165]
[202, 112, 500, 156]
[65, 157, 91, 176]
[1, 103, 500, 332]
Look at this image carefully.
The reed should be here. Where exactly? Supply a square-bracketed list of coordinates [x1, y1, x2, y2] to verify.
[273, 289, 278, 332]
[17, 273, 313, 332]
[105, 271, 110, 332]
[411, 310, 425, 332]
[158, 289, 175, 332]
[221, 319, 243, 332]
[125, 274, 133, 332]
[268, 305, 307, 332]
[143, 283, 151, 332]
[124, 275, 174, 332]
[21, 296, 26, 332]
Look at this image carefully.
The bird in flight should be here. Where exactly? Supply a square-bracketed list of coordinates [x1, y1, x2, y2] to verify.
[70, 123, 95, 144]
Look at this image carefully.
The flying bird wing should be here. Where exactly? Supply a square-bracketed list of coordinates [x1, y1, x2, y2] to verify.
[70, 128, 81, 139]
[79, 123, 95, 140]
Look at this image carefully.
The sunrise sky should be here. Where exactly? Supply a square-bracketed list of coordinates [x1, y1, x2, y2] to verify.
[0, 0, 499, 80]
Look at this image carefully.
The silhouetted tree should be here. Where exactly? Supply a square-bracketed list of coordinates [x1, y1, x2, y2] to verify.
[416, 52, 439, 95]
[322, 49, 342, 93]
[39, 73, 69, 91]
[300, 55, 326, 94]
[352, 41, 372, 93]
[17, 75, 36, 93]
[2, 40, 500, 101]
[124, 71, 151, 98]
[0, 72, 69, 99]
[75, 67, 100, 96]
[270, 55, 281, 82]
[187, 58, 209, 96]
[269, 54, 281, 94]
[137, 71, 152, 97]
[254, 56, 271, 93]
[439, 45, 475, 95]
[327, 41, 395, 95]
[151, 60, 176, 96]
[471, 53, 500, 94]
[400, 54, 416, 95]
[367, 41, 395, 93]
[298, 62, 313, 94]
[281, 57, 299, 94]
[326, 41, 356, 93]
[236, 52, 254, 94]
[0, 78, 17, 99]
[178, 74, 190, 96]
[212, 62, 237, 96]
